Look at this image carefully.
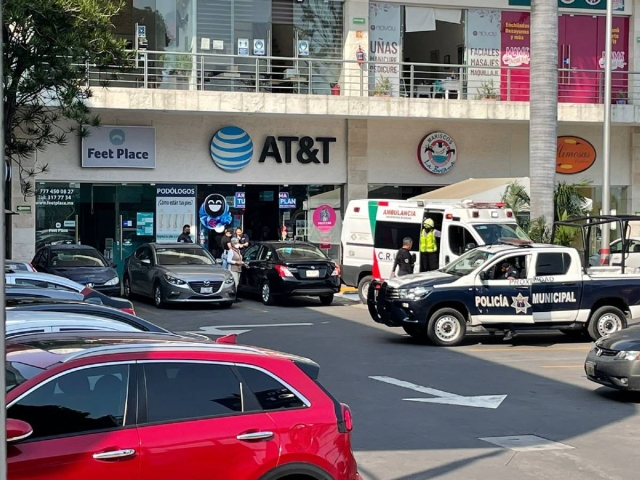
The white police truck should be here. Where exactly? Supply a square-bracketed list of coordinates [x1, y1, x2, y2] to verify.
[341, 199, 528, 302]
[367, 238, 640, 346]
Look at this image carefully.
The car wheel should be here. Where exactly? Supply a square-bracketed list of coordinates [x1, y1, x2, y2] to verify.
[358, 275, 373, 304]
[123, 275, 133, 299]
[153, 283, 166, 309]
[261, 281, 275, 306]
[403, 324, 428, 341]
[319, 294, 334, 306]
[587, 306, 627, 341]
[219, 301, 233, 309]
[426, 308, 466, 346]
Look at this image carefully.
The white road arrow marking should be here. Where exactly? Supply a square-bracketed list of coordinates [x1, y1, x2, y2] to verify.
[370, 375, 507, 409]
[196, 323, 313, 336]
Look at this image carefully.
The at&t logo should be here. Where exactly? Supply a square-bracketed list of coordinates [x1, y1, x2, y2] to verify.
[210, 126, 254, 172]
[417, 132, 458, 175]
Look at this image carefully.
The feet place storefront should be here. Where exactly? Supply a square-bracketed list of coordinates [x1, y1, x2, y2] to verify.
[34, 113, 347, 272]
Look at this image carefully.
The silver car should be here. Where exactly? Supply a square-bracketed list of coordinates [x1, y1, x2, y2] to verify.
[123, 243, 236, 308]
[6, 310, 140, 338]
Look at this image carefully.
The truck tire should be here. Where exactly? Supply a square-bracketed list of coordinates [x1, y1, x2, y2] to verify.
[358, 275, 373, 304]
[587, 306, 627, 341]
[403, 324, 428, 341]
[427, 308, 467, 346]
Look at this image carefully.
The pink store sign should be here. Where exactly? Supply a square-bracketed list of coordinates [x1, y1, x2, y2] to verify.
[313, 205, 337, 232]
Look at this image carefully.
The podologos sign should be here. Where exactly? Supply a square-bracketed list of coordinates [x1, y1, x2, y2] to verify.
[417, 132, 458, 174]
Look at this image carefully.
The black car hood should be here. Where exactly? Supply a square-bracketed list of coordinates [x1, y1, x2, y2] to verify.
[50, 267, 117, 284]
[596, 325, 640, 351]
[386, 271, 458, 289]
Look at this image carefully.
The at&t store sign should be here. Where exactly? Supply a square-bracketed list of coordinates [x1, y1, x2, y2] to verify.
[417, 131, 458, 175]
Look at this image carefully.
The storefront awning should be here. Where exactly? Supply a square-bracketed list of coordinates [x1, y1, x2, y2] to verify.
[410, 177, 530, 204]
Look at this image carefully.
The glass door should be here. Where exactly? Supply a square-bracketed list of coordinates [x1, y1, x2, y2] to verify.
[114, 185, 157, 277]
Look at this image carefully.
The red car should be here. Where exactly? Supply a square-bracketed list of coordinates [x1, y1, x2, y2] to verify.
[5, 331, 360, 480]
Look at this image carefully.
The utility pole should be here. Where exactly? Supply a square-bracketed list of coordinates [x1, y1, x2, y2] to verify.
[0, 0, 8, 475]
[600, 0, 614, 264]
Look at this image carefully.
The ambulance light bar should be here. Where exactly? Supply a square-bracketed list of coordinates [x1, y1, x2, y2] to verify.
[460, 200, 507, 209]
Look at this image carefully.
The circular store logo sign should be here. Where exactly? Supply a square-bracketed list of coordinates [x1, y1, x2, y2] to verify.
[210, 126, 253, 172]
[417, 132, 458, 175]
[109, 129, 126, 146]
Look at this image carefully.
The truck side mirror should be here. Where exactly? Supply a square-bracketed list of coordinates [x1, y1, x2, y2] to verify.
[479, 271, 488, 281]
[465, 243, 477, 252]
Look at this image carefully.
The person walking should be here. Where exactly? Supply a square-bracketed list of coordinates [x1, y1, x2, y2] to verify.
[220, 229, 233, 269]
[391, 237, 415, 277]
[225, 238, 244, 299]
[177, 225, 193, 243]
[419, 218, 440, 271]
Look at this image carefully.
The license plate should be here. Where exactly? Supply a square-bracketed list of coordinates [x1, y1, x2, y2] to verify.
[200, 287, 213, 294]
[306, 270, 320, 278]
[585, 361, 596, 376]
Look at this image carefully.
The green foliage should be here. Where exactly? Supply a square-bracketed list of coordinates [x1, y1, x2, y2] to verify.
[527, 216, 551, 243]
[502, 180, 591, 244]
[475, 79, 499, 100]
[4, 0, 129, 195]
[374, 76, 391, 96]
[159, 53, 193, 76]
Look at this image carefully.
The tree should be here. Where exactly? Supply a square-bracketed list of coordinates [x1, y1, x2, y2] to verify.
[528, 0, 558, 229]
[4, 0, 129, 196]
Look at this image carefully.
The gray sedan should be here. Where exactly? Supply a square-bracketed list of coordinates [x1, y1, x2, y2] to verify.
[123, 243, 235, 308]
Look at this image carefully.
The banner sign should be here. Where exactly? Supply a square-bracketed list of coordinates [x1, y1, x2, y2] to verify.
[466, 10, 501, 100]
[155, 185, 196, 243]
[369, 2, 401, 97]
[508, 0, 624, 10]
[279, 192, 297, 209]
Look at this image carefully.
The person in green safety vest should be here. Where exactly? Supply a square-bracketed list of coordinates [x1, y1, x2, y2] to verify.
[419, 218, 440, 272]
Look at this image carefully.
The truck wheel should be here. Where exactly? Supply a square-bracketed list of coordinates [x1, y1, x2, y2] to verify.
[358, 275, 373, 304]
[427, 308, 467, 346]
[403, 324, 428, 341]
[587, 306, 627, 341]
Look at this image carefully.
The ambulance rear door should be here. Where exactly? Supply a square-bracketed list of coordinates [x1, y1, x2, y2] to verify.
[373, 204, 423, 278]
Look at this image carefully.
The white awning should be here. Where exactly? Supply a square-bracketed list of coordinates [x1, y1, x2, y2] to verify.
[410, 178, 530, 204]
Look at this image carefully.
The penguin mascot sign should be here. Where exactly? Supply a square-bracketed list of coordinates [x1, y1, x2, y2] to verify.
[199, 193, 232, 233]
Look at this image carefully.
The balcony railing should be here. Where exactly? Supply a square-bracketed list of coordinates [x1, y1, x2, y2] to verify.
[83, 50, 634, 105]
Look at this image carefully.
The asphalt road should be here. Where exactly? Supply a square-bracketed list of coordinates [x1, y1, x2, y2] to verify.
[132, 294, 640, 480]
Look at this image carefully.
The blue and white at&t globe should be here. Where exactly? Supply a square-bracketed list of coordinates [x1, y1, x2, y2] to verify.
[210, 126, 253, 172]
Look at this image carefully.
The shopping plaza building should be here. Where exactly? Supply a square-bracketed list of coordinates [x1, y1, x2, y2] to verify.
[10, 0, 640, 266]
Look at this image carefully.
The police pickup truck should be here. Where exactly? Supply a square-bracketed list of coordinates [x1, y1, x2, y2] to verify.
[368, 239, 640, 346]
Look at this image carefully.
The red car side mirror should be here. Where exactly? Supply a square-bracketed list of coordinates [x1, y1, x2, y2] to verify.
[7, 418, 33, 443]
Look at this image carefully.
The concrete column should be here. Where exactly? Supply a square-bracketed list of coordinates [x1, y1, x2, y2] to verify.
[10, 175, 36, 261]
[342, 0, 369, 97]
[346, 119, 369, 202]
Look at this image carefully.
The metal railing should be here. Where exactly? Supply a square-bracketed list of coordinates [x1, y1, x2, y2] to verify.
[83, 50, 635, 105]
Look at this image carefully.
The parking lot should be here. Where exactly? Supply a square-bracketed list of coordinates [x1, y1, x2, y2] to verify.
[133, 295, 640, 480]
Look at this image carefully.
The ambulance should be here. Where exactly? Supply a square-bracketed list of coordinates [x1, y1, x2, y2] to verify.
[340, 199, 529, 302]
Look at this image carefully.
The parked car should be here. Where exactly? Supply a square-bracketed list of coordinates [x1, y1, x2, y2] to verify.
[31, 244, 120, 296]
[5, 285, 86, 302]
[6, 310, 141, 338]
[7, 299, 208, 340]
[6, 271, 135, 315]
[240, 241, 341, 305]
[585, 324, 640, 391]
[5, 331, 359, 480]
[589, 237, 640, 269]
[5, 261, 36, 273]
[123, 243, 235, 308]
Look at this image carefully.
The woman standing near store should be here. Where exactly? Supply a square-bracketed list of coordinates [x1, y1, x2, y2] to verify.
[225, 237, 244, 288]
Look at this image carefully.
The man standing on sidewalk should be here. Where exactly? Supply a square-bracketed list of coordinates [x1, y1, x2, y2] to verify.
[391, 237, 415, 277]
[419, 218, 440, 271]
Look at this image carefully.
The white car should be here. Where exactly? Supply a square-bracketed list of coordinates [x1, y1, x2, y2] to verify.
[5, 310, 140, 338]
[6, 260, 36, 272]
[589, 237, 640, 270]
